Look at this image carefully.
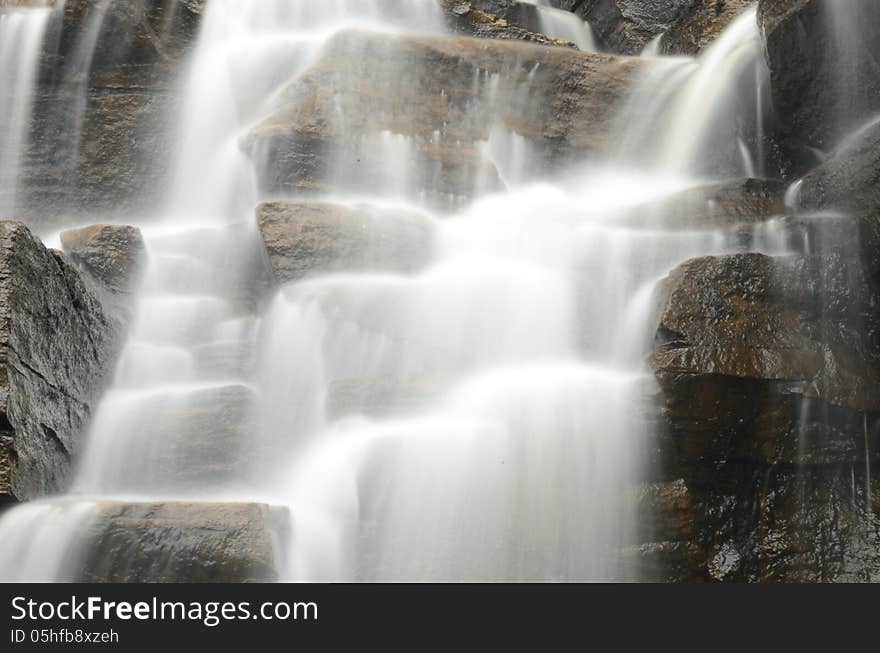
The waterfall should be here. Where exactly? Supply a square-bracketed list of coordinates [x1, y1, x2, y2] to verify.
[525, 1, 596, 51]
[0, 3, 54, 215]
[0, 3, 799, 582]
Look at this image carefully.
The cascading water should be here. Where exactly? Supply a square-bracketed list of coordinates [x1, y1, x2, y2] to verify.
[524, 1, 595, 51]
[0, 3, 54, 215]
[0, 3, 798, 582]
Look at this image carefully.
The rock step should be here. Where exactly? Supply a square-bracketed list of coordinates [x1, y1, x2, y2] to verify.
[76, 502, 289, 583]
[84, 383, 258, 493]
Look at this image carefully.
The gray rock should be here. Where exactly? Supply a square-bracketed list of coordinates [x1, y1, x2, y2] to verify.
[758, 0, 880, 175]
[76, 502, 288, 583]
[618, 177, 786, 229]
[798, 119, 880, 289]
[0, 220, 122, 501]
[549, 0, 689, 54]
[96, 383, 258, 494]
[16, 0, 204, 226]
[660, 0, 756, 55]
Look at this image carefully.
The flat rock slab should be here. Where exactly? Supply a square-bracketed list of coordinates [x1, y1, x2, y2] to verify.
[77, 502, 288, 583]
[246, 30, 645, 208]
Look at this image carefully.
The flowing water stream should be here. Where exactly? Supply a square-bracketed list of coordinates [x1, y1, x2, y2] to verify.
[0, 2, 794, 582]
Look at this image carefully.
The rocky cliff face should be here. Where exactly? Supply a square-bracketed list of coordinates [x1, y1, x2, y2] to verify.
[16, 0, 205, 227]
[0, 220, 122, 502]
[759, 0, 880, 176]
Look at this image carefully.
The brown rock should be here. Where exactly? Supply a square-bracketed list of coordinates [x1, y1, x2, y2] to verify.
[257, 201, 435, 284]
[77, 502, 288, 583]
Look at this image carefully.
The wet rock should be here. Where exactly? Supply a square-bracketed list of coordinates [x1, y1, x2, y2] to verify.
[17, 0, 204, 226]
[651, 253, 880, 412]
[547, 1, 756, 55]
[100, 384, 258, 493]
[246, 30, 645, 209]
[327, 377, 439, 419]
[77, 502, 287, 583]
[43, 0, 205, 89]
[257, 201, 435, 284]
[660, 0, 756, 55]
[0, 220, 122, 502]
[648, 251, 880, 581]
[549, 0, 689, 54]
[440, 0, 571, 46]
[758, 0, 880, 175]
[621, 177, 786, 229]
[60, 223, 145, 295]
[797, 119, 880, 289]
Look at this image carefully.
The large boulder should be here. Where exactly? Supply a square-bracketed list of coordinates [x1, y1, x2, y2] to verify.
[647, 251, 880, 581]
[245, 31, 645, 209]
[651, 253, 880, 413]
[0, 220, 121, 502]
[257, 201, 435, 285]
[758, 0, 880, 175]
[76, 502, 288, 583]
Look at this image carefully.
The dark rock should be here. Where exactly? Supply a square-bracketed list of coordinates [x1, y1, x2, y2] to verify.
[17, 0, 204, 226]
[246, 30, 645, 209]
[660, 0, 756, 55]
[547, 0, 756, 55]
[439, 0, 572, 47]
[651, 253, 880, 412]
[60, 223, 146, 295]
[647, 251, 880, 581]
[0, 220, 121, 502]
[549, 0, 690, 54]
[257, 201, 435, 285]
[758, 0, 880, 175]
[797, 119, 880, 289]
[620, 177, 786, 229]
[77, 502, 288, 583]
